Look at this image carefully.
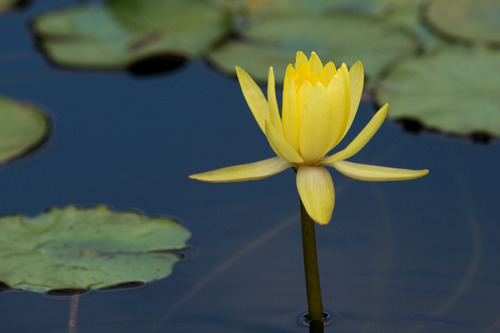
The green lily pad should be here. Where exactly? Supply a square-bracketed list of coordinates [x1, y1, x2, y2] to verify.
[0, 95, 50, 165]
[375, 47, 500, 138]
[425, 0, 500, 45]
[0, 205, 191, 293]
[32, 0, 228, 70]
[208, 14, 417, 86]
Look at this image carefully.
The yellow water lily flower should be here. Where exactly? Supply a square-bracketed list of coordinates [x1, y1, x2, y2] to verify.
[190, 51, 428, 225]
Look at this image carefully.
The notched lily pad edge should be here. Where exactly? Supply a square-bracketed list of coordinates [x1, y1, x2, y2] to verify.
[0, 204, 192, 294]
[123, 24, 233, 76]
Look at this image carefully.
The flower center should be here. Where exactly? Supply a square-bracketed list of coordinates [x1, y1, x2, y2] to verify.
[294, 68, 335, 92]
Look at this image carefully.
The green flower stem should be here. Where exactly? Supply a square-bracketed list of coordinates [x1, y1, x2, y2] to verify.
[300, 199, 324, 321]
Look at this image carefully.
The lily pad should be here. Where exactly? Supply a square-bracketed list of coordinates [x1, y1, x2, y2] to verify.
[31, 0, 228, 70]
[0, 95, 50, 165]
[208, 14, 417, 86]
[375, 47, 500, 138]
[0, 205, 191, 293]
[425, 0, 500, 45]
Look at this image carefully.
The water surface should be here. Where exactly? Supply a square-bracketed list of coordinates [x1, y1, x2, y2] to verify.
[0, 1, 499, 332]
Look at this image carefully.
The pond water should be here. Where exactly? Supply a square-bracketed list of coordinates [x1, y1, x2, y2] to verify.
[1, 1, 500, 332]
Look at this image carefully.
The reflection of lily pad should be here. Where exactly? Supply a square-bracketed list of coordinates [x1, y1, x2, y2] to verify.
[32, 0, 227, 70]
[208, 15, 416, 86]
[0, 95, 50, 165]
[375, 47, 500, 138]
[425, 0, 500, 45]
[0, 206, 191, 292]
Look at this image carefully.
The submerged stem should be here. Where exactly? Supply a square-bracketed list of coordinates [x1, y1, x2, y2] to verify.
[300, 200, 324, 321]
[309, 318, 324, 333]
[68, 293, 79, 333]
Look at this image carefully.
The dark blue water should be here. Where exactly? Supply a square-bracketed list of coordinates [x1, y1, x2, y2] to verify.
[1, 1, 500, 332]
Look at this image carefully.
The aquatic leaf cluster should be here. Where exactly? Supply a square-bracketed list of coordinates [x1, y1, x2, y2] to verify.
[0, 98, 190, 293]
[0, 1, 195, 292]
[31, 0, 500, 139]
[0, 94, 191, 291]
[375, 0, 500, 139]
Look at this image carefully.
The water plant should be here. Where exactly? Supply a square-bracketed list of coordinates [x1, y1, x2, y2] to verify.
[191, 51, 428, 324]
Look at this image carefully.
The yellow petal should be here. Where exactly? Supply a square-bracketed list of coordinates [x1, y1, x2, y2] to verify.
[325, 65, 350, 152]
[282, 64, 299, 150]
[296, 166, 335, 225]
[265, 121, 304, 164]
[296, 62, 310, 85]
[267, 67, 283, 134]
[299, 83, 330, 164]
[330, 160, 429, 181]
[308, 71, 320, 86]
[236, 66, 269, 134]
[345, 61, 364, 135]
[297, 80, 313, 113]
[323, 103, 388, 164]
[309, 52, 323, 76]
[320, 61, 336, 85]
[189, 157, 291, 182]
[295, 51, 309, 68]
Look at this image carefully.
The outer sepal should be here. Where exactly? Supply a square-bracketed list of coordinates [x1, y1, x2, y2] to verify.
[323, 103, 388, 164]
[296, 166, 335, 225]
[189, 157, 292, 183]
[331, 160, 429, 181]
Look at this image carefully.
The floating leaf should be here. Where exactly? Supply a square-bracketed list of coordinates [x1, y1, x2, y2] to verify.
[208, 14, 417, 86]
[32, 0, 228, 70]
[375, 47, 500, 138]
[0, 95, 50, 165]
[0, 205, 191, 292]
[425, 0, 500, 45]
